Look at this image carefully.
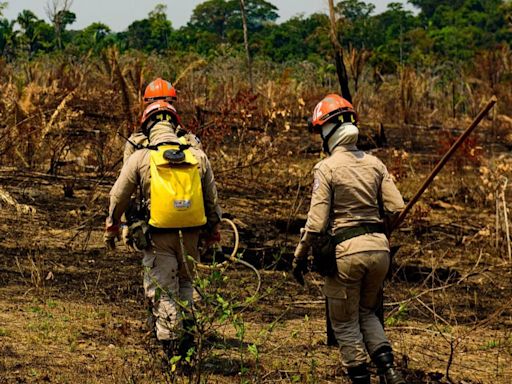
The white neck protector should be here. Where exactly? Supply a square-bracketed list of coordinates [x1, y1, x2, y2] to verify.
[321, 122, 359, 153]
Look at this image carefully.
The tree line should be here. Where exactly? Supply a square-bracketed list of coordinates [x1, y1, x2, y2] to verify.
[1, 0, 511, 75]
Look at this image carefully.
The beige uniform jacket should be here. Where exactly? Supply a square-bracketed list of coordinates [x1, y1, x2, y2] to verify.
[123, 132, 148, 164]
[123, 129, 202, 164]
[297, 145, 404, 257]
[107, 123, 221, 231]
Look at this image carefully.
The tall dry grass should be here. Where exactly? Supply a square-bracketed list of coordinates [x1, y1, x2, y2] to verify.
[0, 48, 510, 173]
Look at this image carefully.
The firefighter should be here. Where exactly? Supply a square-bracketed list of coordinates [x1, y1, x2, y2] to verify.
[292, 94, 406, 384]
[123, 77, 202, 163]
[121, 78, 202, 249]
[104, 100, 222, 362]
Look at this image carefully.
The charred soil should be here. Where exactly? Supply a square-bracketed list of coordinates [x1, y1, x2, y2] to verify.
[0, 125, 511, 384]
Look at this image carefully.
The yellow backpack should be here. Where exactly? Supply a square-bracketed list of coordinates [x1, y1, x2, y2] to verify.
[149, 144, 206, 229]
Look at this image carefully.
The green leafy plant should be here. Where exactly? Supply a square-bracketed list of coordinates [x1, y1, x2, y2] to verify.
[146, 248, 261, 382]
[385, 303, 409, 326]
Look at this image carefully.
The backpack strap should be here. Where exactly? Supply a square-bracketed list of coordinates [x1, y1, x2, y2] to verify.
[117, 132, 146, 150]
[146, 141, 190, 151]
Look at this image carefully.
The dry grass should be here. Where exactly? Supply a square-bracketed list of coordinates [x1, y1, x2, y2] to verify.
[1, 49, 510, 172]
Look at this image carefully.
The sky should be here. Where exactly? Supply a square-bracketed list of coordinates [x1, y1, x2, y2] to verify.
[3, 0, 414, 32]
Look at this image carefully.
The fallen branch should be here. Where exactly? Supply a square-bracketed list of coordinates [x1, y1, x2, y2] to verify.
[385, 266, 492, 308]
[0, 186, 36, 214]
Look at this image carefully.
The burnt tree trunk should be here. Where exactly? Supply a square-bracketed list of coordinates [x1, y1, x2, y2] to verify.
[239, 0, 254, 91]
[328, 0, 352, 102]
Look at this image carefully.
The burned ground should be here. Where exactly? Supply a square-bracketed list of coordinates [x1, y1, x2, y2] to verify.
[1, 122, 511, 384]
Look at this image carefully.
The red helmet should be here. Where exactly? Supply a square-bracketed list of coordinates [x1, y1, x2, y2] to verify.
[310, 94, 357, 133]
[143, 78, 177, 103]
[140, 100, 181, 135]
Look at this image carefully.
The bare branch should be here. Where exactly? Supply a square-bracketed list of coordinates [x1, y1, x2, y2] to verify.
[45, 0, 74, 49]
[45, 0, 73, 22]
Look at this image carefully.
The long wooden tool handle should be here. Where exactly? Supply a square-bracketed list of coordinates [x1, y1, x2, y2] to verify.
[392, 96, 498, 231]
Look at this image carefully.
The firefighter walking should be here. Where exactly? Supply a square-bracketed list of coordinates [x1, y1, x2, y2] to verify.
[104, 101, 221, 361]
[292, 94, 407, 384]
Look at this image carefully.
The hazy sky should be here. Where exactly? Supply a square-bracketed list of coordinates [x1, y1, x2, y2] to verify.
[3, 1, 413, 32]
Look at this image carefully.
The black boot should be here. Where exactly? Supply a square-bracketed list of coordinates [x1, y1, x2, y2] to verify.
[161, 339, 178, 361]
[178, 319, 196, 359]
[372, 347, 406, 384]
[145, 299, 156, 335]
[162, 338, 195, 374]
[176, 319, 196, 375]
[347, 363, 371, 384]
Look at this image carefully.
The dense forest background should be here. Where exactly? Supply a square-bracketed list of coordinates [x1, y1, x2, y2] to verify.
[1, 0, 511, 67]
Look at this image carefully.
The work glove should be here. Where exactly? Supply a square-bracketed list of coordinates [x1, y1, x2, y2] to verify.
[292, 229, 311, 286]
[292, 256, 308, 286]
[386, 211, 401, 238]
[201, 224, 221, 248]
[104, 225, 120, 250]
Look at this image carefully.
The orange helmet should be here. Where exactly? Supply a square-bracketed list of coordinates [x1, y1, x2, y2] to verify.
[310, 94, 357, 133]
[140, 100, 181, 135]
[143, 78, 177, 103]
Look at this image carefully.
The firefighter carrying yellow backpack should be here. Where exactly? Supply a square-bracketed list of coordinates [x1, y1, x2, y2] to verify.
[149, 144, 206, 229]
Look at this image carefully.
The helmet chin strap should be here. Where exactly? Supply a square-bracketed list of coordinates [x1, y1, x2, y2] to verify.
[320, 121, 342, 154]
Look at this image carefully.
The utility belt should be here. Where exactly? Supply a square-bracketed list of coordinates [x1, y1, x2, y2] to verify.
[332, 223, 385, 244]
[312, 223, 385, 277]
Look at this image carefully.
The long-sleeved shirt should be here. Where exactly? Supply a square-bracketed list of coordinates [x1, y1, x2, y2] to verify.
[297, 144, 404, 257]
